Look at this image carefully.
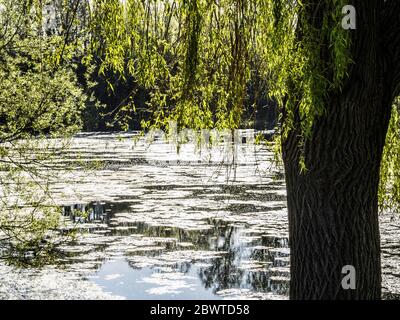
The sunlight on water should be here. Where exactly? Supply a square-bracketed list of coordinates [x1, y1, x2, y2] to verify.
[0, 132, 399, 300]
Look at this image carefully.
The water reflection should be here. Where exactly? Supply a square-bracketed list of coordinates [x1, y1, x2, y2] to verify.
[63, 202, 110, 223]
[2, 132, 398, 300]
[62, 201, 290, 299]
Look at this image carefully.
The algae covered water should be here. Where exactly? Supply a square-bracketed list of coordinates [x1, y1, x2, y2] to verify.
[0, 132, 399, 299]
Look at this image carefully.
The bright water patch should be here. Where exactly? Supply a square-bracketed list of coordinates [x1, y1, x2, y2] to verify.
[61, 200, 290, 299]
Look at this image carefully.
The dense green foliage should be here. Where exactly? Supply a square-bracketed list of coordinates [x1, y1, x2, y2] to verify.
[85, 0, 351, 132]
[0, 0, 86, 142]
[0, 39, 84, 142]
[87, 0, 271, 131]
[0, 0, 87, 262]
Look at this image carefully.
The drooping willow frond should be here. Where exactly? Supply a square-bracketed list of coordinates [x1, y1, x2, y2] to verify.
[379, 100, 400, 213]
[86, 0, 400, 212]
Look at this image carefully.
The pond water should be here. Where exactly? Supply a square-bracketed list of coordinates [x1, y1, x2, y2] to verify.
[0, 132, 399, 300]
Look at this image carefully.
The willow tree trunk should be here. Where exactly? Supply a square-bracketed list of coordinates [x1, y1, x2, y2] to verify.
[283, 88, 391, 299]
[282, 1, 400, 300]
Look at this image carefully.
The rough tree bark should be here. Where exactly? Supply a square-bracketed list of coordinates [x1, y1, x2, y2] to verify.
[282, 1, 400, 299]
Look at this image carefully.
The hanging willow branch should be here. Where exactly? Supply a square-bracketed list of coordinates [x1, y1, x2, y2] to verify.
[86, 0, 400, 211]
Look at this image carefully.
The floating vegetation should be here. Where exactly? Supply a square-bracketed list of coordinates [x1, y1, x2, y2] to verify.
[0, 133, 399, 299]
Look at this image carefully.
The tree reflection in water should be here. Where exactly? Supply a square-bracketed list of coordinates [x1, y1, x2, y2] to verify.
[63, 201, 290, 297]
